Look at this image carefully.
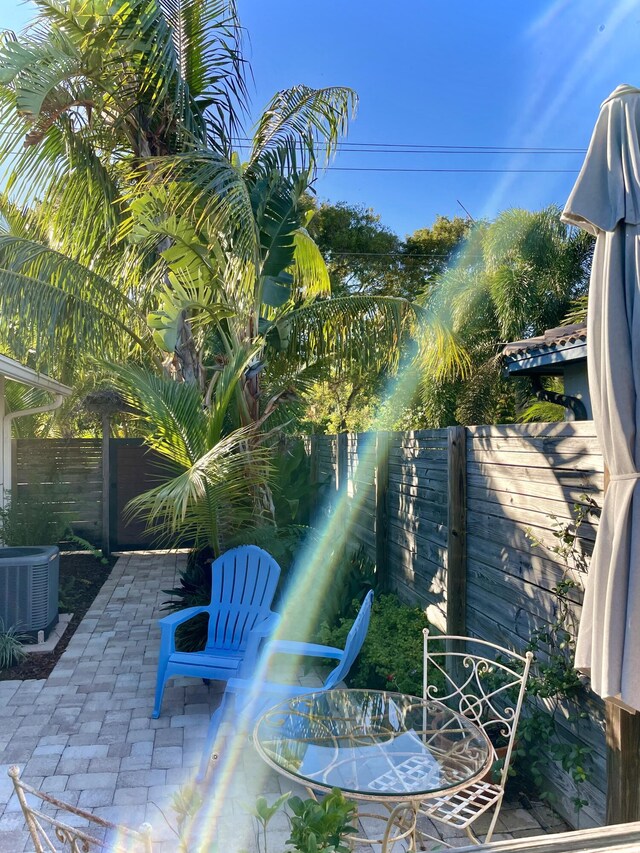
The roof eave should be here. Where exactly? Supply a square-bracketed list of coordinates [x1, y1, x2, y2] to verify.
[503, 341, 587, 377]
[0, 354, 72, 396]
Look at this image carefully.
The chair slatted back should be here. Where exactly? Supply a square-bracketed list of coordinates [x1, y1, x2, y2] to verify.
[324, 590, 374, 689]
[423, 631, 533, 786]
[9, 766, 152, 852]
[206, 546, 280, 653]
[206, 603, 270, 652]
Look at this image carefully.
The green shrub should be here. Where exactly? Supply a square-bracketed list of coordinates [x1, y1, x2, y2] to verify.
[319, 594, 435, 696]
[319, 546, 377, 629]
[0, 491, 71, 546]
[0, 620, 28, 670]
[287, 788, 357, 853]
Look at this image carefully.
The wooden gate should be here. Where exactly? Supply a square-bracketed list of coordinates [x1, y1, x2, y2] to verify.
[109, 439, 173, 550]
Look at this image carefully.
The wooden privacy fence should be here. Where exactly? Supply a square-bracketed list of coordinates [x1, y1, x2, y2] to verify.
[11, 438, 167, 551]
[12, 439, 103, 543]
[308, 421, 606, 828]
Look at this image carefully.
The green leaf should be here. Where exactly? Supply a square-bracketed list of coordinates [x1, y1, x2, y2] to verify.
[262, 276, 292, 309]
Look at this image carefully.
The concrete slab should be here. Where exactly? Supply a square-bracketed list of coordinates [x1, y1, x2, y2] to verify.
[22, 614, 73, 654]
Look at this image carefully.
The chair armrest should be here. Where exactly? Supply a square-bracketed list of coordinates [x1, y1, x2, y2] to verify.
[266, 640, 343, 660]
[157, 606, 209, 657]
[250, 611, 282, 639]
[158, 606, 209, 631]
[242, 611, 281, 674]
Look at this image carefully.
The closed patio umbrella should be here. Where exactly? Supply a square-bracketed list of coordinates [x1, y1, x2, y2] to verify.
[561, 84, 640, 712]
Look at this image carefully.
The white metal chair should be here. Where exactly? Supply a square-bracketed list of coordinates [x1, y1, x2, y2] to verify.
[8, 765, 153, 852]
[419, 630, 533, 845]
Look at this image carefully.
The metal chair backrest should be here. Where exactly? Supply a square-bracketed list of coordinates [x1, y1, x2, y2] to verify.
[324, 589, 374, 689]
[423, 630, 533, 787]
[206, 545, 281, 653]
[8, 765, 153, 852]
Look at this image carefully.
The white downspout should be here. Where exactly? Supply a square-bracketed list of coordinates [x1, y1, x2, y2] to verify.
[2, 393, 65, 509]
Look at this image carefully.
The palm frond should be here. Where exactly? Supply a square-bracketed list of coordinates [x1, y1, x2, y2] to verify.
[107, 363, 209, 468]
[0, 237, 150, 371]
[107, 362, 272, 551]
[267, 295, 420, 373]
[125, 151, 259, 263]
[160, 0, 248, 152]
[518, 399, 565, 423]
[563, 294, 588, 325]
[418, 321, 473, 382]
[248, 85, 357, 176]
[125, 429, 271, 550]
[290, 226, 331, 299]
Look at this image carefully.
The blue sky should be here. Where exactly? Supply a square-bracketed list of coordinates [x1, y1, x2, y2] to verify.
[4, 1, 640, 236]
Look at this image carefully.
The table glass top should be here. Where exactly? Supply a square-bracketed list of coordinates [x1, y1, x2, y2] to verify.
[254, 689, 491, 799]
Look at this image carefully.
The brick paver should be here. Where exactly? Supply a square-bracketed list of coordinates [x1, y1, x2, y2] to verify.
[0, 552, 561, 852]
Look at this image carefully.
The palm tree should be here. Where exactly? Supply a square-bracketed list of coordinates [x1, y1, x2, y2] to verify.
[105, 357, 272, 554]
[0, 0, 417, 416]
[0, 0, 247, 376]
[416, 206, 593, 426]
[0, 0, 422, 546]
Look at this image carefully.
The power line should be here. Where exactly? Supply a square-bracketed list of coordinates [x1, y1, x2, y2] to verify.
[232, 144, 584, 156]
[230, 137, 587, 154]
[2, 137, 583, 176]
[229, 141, 582, 172]
[328, 251, 482, 259]
[325, 167, 578, 174]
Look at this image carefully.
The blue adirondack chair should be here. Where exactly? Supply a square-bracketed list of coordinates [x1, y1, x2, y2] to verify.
[197, 589, 374, 780]
[152, 545, 281, 718]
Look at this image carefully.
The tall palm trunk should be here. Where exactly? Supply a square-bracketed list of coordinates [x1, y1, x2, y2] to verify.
[175, 311, 203, 389]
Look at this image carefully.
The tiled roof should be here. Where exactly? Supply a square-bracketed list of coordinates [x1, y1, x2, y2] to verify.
[502, 323, 587, 357]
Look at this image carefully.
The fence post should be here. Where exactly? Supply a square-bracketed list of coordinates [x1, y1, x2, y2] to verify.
[336, 432, 348, 494]
[101, 416, 110, 556]
[375, 431, 390, 591]
[446, 426, 467, 636]
[308, 434, 319, 525]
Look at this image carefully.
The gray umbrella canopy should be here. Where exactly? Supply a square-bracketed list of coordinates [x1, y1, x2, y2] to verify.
[562, 84, 640, 711]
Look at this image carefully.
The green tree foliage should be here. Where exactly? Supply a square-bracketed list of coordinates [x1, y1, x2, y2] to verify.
[302, 208, 471, 431]
[416, 206, 593, 427]
[402, 214, 471, 300]
[0, 1, 418, 421]
[308, 201, 403, 296]
[0, 1, 424, 547]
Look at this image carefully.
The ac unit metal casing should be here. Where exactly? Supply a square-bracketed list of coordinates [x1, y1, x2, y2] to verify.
[0, 546, 59, 639]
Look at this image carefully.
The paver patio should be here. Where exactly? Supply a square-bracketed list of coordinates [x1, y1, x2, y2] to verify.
[0, 552, 567, 851]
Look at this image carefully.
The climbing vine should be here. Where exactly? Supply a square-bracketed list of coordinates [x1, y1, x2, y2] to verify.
[517, 494, 600, 819]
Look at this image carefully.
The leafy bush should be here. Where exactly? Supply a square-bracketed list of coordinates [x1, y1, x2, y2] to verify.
[511, 495, 600, 816]
[0, 620, 28, 670]
[161, 546, 215, 652]
[270, 437, 322, 527]
[0, 491, 71, 546]
[65, 533, 108, 564]
[319, 594, 433, 696]
[287, 788, 357, 853]
[319, 546, 377, 629]
[231, 524, 316, 598]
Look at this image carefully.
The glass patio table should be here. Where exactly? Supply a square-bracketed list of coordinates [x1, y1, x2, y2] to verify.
[253, 688, 492, 851]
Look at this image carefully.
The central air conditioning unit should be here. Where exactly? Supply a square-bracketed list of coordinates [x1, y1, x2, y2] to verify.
[0, 546, 59, 640]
